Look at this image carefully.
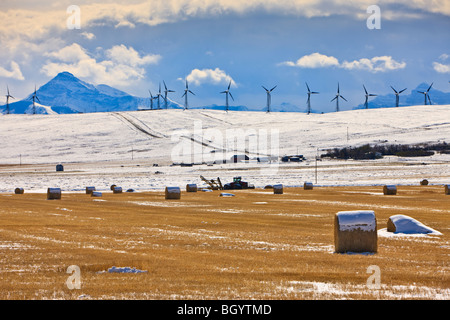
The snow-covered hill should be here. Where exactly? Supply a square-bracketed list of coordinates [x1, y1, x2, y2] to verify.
[0, 105, 448, 192]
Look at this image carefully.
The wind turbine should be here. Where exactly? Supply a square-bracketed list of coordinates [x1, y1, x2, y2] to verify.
[417, 83, 433, 105]
[305, 82, 319, 114]
[390, 86, 407, 108]
[262, 85, 276, 113]
[5, 86, 14, 115]
[163, 81, 175, 109]
[182, 80, 195, 110]
[148, 90, 155, 110]
[155, 83, 162, 110]
[30, 85, 40, 115]
[363, 85, 377, 109]
[330, 83, 347, 112]
[220, 81, 234, 112]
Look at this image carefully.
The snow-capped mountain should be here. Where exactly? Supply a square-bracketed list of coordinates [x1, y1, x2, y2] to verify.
[2, 72, 182, 114]
[354, 83, 450, 110]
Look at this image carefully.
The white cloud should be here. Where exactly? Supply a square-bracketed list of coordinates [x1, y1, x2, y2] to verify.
[41, 43, 161, 86]
[438, 53, 449, 61]
[0, 61, 25, 80]
[341, 56, 406, 72]
[280, 53, 406, 73]
[80, 32, 96, 40]
[279, 52, 340, 68]
[433, 62, 450, 74]
[184, 68, 236, 87]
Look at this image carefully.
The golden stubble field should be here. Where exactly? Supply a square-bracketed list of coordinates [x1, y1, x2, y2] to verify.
[0, 185, 448, 300]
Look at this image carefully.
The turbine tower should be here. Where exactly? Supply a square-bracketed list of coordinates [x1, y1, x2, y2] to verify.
[262, 85, 276, 113]
[390, 86, 407, 108]
[148, 90, 155, 110]
[330, 83, 347, 112]
[182, 80, 195, 110]
[156, 83, 162, 110]
[305, 82, 319, 114]
[417, 83, 433, 105]
[5, 86, 14, 115]
[30, 85, 40, 115]
[220, 81, 234, 112]
[163, 81, 175, 109]
[363, 85, 377, 109]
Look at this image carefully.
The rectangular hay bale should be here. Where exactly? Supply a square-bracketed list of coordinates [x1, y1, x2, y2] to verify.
[334, 210, 377, 253]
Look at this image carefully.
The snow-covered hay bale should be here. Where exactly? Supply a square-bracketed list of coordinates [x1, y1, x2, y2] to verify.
[334, 210, 377, 253]
[14, 188, 24, 194]
[113, 186, 122, 194]
[165, 187, 181, 200]
[47, 188, 61, 200]
[186, 184, 198, 192]
[420, 179, 429, 186]
[273, 184, 283, 194]
[86, 186, 96, 194]
[304, 182, 313, 190]
[91, 191, 102, 197]
[445, 185, 450, 195]
[383, 185, 397, 195]
[220, 193, 235, 197]
[387, 214, 442, 235]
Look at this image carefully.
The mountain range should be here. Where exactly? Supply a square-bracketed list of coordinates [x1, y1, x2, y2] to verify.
[1, 72, 450, 114]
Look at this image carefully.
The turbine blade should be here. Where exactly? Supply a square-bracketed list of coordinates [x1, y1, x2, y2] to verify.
[363, 85, 368, 95]
[427, 82, 433, 92]
[390, 86, 398, 94]
[262, 85, 268, 92]
[228, 80, 231, 90]
[399, 88, 407, 94]
[331, 96, 337, 102]
[270, 85, 277, 91]
[305, 82, 310, 93]
[164, 81, 167, 91]
[341, 96, 347, 102]
[229, 92, 234, 101]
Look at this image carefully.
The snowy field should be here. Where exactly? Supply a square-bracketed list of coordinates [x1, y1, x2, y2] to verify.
[0, 105, 449, 192]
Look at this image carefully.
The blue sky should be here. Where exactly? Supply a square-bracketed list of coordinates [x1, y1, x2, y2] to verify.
[1, 1, 449, 112]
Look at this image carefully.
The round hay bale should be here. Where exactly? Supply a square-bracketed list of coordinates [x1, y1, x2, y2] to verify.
[387, 214, 441, 235]
[186, 184, 198, 192]
[445, 185, 450, 195]
[91, 191, 102, 197]
[126, 188, 135, 193]
[86, 186, 96, 194]
[264, 185, 273, 189]
[334, 210, 377, 253]
[56, 164, 64, 172]
[14, 188, 24, 194]
[165, 187, 181, 200]
[110, 184, 117, 191]
[304, 182, 313, 190]
[420, 179, 429, 186]
[113, 186, 122, 194]
[273, 184, 283, 194]
[47, 188, 61, 200]
[383, 185, 397, 195]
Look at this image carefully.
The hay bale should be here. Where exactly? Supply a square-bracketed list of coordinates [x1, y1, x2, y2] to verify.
[220, 193, 235, 197]
[14, 188, 24, 194]
[420, 179, 429, 186]
[110, 184, 116, 191]
[264, 185, 273, 189]
[113, 186, 122, 194]
[383, 185, 397, 195]
[186, 184, 198, 192]
[56, 164, 64, 172]
[47, 188, 61, 200]
[387, 214, 442, 235]
[273, 184, 283, 194]
[165, 187, 181, 200]
[445, 185, 450, 195]
[86, 186, 96, 194]
[91, 191, 102, 197]
[304, 182, 313, 190]
[334, 210, 377, 253]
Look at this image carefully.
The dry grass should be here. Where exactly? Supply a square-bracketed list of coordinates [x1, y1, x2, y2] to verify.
[0, 185, 448, 300]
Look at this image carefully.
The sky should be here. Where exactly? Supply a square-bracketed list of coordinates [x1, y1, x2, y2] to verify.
[0, 0, 449, 113]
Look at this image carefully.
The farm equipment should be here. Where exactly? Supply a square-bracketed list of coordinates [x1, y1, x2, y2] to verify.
[223, 176, 255, 190]
[200, 175, 224, 190]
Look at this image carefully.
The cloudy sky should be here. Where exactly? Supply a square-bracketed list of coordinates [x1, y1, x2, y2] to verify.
[1, 0, 449, 112]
